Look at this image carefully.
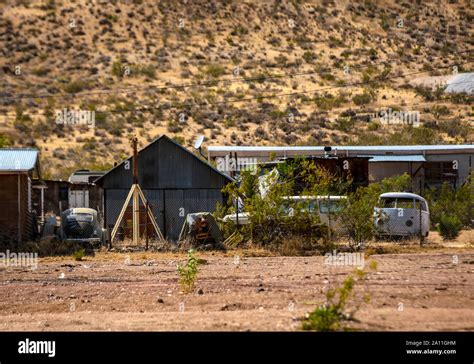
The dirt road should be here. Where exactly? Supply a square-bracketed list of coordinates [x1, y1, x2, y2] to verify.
[1, 242, 473, 331]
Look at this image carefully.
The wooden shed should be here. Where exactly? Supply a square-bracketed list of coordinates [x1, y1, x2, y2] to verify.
[0, 148, 42, 244]
[95, 135, 232, 241]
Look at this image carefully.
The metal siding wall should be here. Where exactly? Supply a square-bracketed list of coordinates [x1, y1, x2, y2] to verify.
[142, 189, 165, 232]
[368, 162, 418, 182]
[425, 154, 471, 186]
[192, 159, 211, 188]
[158, 140, 177, 188]
[101, 138, 230, 242]
[103, 161, 133, 189]
[163, 189, 224, 241]
[164, 189, 184, 241]
[105, 189, 130, 229]
[0, 175, 20, 241]
[140, 142, 159, 189]
[174, 144, 193, 189]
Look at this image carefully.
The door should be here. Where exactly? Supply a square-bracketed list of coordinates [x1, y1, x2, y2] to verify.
[395, 198, 418, 236]
[69, 190, 89, 208]
[416, 199, 430, 236]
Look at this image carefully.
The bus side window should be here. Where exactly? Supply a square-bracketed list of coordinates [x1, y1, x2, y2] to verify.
[397, 198, 415, 209]
[382, 198, 396, 208]
[415, 200, 427, 211]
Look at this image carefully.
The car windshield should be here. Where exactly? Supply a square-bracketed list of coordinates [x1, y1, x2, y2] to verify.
[67, 213, 93, 222]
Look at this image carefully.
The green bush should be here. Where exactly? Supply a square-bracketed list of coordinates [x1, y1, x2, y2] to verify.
[352, 92, 373, 106]
[63, 79, 88, 93]
[303, 51, 317, 63]
[338, 187, 378, 247]
[334, 117, 355, 133]
[204, 64, 226, 78]
[303, 305, 341, 331]
[437, 215, 463, 241]
[112, 60, 126, 78]
[302, 267, 373, 331]
[73, 249, 85, 261]
[0, 133, 12, 147]
[314, 92, 348, 111]
[177, 249, 199, 293]
[337, 173, 412, 247]
[222, 163, 330, 248]
[425, 180, 473, 229]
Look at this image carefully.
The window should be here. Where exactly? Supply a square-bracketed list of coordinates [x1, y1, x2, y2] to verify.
[59, 186, 69, 200]
[425, 162, 457, 182]
[379, 197, 396, 208]
[396, 198, 414, 209]
[415, 200, 428, 212]
[319, 200, 344, 213]
[27, 177, 32, 212]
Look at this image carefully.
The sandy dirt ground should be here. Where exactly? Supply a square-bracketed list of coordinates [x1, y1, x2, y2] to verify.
[0, 234, 473, 331]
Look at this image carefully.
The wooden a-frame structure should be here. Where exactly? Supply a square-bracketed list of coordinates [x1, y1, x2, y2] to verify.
[110, 136, 165, 244]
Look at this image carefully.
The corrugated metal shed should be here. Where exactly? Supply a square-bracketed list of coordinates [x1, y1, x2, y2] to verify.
[0, 148, 39, 172]
[97, 135, 232, 241]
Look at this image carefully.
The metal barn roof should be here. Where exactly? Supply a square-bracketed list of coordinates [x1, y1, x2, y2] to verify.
[207, 145, 474, 158]
[95, 135, 233, 188]
[208, 145, 474, 153]
[359, 155, 426, 162]
[0, 148, 39, 172]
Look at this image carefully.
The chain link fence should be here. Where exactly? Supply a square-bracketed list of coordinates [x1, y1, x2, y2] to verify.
[221, 195, 434, 249]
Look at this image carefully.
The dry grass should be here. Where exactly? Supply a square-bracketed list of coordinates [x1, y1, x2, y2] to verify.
[36, 229, 472, 265]
[1, 1, 472, 178]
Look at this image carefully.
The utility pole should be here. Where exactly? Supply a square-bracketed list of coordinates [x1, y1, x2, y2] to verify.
[131, 136, 139, 244]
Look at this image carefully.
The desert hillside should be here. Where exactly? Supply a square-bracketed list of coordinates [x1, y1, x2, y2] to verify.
[0, 0, 472, 179]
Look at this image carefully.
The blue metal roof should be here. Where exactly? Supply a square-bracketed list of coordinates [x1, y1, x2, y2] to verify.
[0, 148, 39, 172]
[359, 155, 426, 162]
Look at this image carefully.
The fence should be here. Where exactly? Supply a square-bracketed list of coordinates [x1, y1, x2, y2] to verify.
[222, 196, 432, 248]
[105, 188, 224, 248]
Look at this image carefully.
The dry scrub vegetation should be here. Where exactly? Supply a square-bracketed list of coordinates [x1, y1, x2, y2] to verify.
[0, 0, 472, 178]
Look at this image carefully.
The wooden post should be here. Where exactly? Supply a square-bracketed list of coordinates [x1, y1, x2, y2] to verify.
[145, 201, 149, 250]
[17, 174, 21, 244]
[110, 186, 135, 242]
[419, 202, 424, 246]
[131, 136, 139, 245]
[327, 194, 331, 241]
[40, 187, 45, 225]
[235, 196, 239, 232]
